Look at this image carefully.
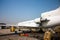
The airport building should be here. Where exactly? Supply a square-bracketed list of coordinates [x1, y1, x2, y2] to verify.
[0, 23, 6, 29]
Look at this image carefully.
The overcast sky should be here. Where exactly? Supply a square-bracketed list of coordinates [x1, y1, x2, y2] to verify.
[0, 0, 60, 25]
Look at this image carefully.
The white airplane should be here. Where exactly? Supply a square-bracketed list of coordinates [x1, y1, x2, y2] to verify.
[18, 7, 60, 28]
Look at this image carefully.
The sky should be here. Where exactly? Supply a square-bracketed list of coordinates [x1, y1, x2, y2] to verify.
[0, 0, 60, 25]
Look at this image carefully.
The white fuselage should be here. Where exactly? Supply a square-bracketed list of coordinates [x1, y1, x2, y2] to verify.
[41, 16, 60, 27]
[18, 7, 60, 27]
[35, 7, 60, 27]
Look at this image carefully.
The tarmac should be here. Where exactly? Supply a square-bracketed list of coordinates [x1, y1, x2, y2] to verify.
[0, 29, 14, 35]
[0, 35, 38, 40]
[0, 29, 44, 40]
